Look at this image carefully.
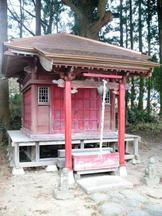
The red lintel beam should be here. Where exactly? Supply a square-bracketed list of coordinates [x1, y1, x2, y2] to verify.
[82, 73, 123, 79]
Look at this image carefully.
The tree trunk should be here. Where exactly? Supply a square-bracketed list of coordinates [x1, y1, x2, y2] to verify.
[129, 0, 133, 50]
[120, 0, 123, 47]
[62, 0, 112, 40]
[125, 11, 128, 48]
[0, 0, 10, 135]
[157, 0, 162, 116]
[146, 0, 151, 114]
[138, 0, 144, 111]
[35, 0, 41, 35]
[129, 0, 135, 109]
[19, 0, 23, 38]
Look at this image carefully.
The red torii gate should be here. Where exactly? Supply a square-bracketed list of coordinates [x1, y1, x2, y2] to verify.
[64, 73, 126, 175]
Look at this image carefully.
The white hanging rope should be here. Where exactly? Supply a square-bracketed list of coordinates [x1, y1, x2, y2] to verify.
[99, 79, 107, 153]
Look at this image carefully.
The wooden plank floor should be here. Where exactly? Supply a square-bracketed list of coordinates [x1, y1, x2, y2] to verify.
[8, 130, 141, 144]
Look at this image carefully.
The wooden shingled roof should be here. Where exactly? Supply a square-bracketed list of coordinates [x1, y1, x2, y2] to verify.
[3, 33, 158, 77]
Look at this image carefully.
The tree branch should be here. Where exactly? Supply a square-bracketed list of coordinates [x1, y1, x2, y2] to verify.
[90, 10, 112, 33]
[22, 7, 35, 18]
[100, 10, 113, 27]
[97, 0, 107, 19]
[8, 7, 35, 36]
[31, 0, 36, 7]
[62, 0, 83, 18]
[20, 6, 48, 28]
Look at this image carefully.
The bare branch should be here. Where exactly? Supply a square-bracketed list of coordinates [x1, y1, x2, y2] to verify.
[31, 0, 36, 7]
[22, 7, 35, 18]
[20, 6, 47, 28]
[8, 7, 35, 36]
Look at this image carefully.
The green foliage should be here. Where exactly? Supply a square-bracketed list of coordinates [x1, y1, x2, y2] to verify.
[127, 108, 157, 124]
[0, 119, 9, 145]
[9, 94, 22, 130]
[129, 120, 162, 135]
[153, 66, 162, 92]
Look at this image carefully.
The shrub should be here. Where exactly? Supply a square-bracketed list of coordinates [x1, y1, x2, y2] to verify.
[9, 93, 21, 130]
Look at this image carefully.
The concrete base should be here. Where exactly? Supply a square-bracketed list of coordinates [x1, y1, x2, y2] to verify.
[46, 165, 58, 172]
[67, 169, 75, 186]
[119, 166, 127, 177]
[59, 168, 75, 187]
[12, 167, 25, 175]
[77, 175, 133, 194]
[53, 168, 75, 200]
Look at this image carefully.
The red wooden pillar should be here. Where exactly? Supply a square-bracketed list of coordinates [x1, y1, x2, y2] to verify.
[118, 81, 125, 167]
[64, 80, 72, 169]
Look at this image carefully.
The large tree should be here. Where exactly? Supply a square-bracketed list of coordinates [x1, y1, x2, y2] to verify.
[157, 0, 162, 116]
[120, 0, 123, 47]
[129, 0, 136, 110]
[0, 0, 10, 135]
[62, 0, 113, 40]
[35, 0, 41, 35]
[138, 0, 144, 111]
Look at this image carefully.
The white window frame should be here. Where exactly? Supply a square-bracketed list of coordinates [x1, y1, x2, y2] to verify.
[38, 86, 49, 105]
[105, 90, 110, 105]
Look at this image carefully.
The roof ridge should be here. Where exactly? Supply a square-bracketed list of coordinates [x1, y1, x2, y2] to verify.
[4, 32, 147, 59]
[4, 33, 62, 44]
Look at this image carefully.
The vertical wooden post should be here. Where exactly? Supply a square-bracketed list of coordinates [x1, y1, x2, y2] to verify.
[31, 84, 37, 133]
[31, 67, 37, 133]
[110, 90, 115, 130]
[64, 80, 72, 169]
[118, 81, 125, 167]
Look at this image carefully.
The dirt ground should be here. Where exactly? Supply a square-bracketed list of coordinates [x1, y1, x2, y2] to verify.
[0, 131, 162, 216]
[126, 130, 162, 185]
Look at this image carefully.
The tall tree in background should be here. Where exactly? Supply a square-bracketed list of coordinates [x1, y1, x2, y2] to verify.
[62, 0, 113, 40]
[8, 0, 35, 36]
[35, 0, 41, 35]
[138, 0, 144, 111]
[42, 0, 63, 34]
[129, 0, 135, 109]
[19, 0, 25, 37]
[0, 0, 10, 134]
[146, 0, 152, 114]
[157, 0, 162, 116]
[120, 0, 123, 47]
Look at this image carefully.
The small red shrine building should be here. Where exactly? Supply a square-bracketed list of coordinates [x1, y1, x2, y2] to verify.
[3, 33, 157, 175]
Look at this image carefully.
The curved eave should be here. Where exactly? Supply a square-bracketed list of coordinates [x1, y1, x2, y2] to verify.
[33, 47, 158, 69]
[47, 54, 158, 69]
[3, 47, 159, 78]
[4, 43, 35, 53]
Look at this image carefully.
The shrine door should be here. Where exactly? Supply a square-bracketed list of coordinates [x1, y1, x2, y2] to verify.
[52, 86, 101, 133]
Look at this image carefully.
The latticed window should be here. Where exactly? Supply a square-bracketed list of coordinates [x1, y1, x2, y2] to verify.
[105, 90, 110, 104]
[38, 87, 49, 103]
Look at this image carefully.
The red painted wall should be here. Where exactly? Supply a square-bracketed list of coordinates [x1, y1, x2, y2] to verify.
[22, 82, 116, 134]
[37, 106, 50, 133]
[23, 88, 32, 130]
[52, 85, 101, 133]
